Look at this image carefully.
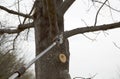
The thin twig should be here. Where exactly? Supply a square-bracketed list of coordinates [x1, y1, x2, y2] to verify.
[94, 0, 120, 12]
[13, 33, 20, 50]
[8, 0, 23, 7]
[17, 0, 22, 24]
[22, 2, 35, 41]
[22, 2, 35, 24]
[94, 0, 108, 26]
[81, 19, 88, 27]
[25, 28, 30, 40]
[102, 31, 109, 37]
[0, 5, 32, 18]
[83, 34, 96, 41]
[107, 1, 115, 22]
[113, 42, 120, 49]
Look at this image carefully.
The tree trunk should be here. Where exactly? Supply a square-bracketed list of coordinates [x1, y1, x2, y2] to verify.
[34, 0, 71, 79]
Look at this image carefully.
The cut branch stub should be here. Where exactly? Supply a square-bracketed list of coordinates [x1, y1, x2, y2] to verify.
[59, 53, 67, 63]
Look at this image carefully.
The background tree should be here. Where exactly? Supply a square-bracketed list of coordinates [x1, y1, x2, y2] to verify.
[0, 21, 35, 79]
[0, 0, 120, 79]
[0, 51, 35, 79]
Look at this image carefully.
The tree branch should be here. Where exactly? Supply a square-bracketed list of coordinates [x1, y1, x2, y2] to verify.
[0, 22, 34, 34]
[64, 22, 120, 39]
[58, 0, 75, 15]
[0, 5, 32, 18]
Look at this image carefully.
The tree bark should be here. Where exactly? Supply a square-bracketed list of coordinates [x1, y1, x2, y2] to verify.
[34, 0, 71, 79]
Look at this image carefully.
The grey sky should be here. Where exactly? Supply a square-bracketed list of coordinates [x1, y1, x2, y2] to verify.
[64, 0, 120, 79]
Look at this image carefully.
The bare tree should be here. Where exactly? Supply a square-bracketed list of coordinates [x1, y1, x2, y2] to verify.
[0, 0, 120, 79]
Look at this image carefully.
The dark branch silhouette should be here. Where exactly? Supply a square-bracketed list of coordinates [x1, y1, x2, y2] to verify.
[0, 5, 32, 18]
[0, 22, 34, 34]
[1, 22, 120, 40]
[64, 22, 120, 39]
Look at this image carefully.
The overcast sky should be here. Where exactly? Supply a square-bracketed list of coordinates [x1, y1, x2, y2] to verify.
[64, 0, 120, 79]
[1, 0, 120, 79]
